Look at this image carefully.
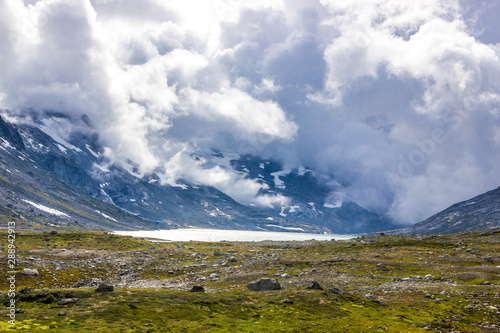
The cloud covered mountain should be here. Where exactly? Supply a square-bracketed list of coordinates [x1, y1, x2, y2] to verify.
[0, 115, 153, 230]
[0, 114, 394, 233]
[1, 0, 500, 227]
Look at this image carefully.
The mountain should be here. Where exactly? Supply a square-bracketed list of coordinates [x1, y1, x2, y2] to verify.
[388, 186, 500, 235]
[0, 113, 396, 233]
[0, 115, 157, 230]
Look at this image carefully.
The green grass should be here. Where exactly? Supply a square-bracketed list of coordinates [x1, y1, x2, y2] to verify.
[1, 287, 498, 332]
[0, 229, 499, 332]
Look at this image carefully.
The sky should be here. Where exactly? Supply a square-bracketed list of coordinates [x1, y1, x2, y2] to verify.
[1, 0, 500, 225]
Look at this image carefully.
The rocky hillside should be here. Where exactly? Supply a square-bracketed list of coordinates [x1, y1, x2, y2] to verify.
[0, 116, 156, 231]
[390, 186, 500, 235]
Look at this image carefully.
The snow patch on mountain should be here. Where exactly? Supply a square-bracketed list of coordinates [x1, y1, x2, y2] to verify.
[265, 225, 305, 231]
[1, 138, 14, 149]
[39, 119, 82, 153]
[93, 163, 110, 173]
[23, 200, 69, 217]
[56, 144, 67, 154]
[279, 206, 287, 217]
[95, 210, 118, 222]
[270, 169, 289, 188]
[324, 202, 342, 209]
[86, 144, 100, 158]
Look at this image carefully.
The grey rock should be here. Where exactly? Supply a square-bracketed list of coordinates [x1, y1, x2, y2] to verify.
[58, 298, 79, 305]
[21, 268, 38, 276]
[96, 283, 114, 292]
[58, 311, 66, 316]
[484, 256, 494, 263]
[327, 287, 342, 294]
[189, 285, 205, 292]
[247, 278, 281, 291]
[305, 281, 323, 290]
[401, 277, 415, 282]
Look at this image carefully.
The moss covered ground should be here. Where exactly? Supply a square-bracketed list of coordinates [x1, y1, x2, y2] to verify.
[0, 229, 499, 332]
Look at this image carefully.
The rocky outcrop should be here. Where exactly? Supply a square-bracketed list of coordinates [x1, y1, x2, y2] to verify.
[96, 283, 114, 292]
[247, 278, 281, 291]
[305, 281, 323, 290]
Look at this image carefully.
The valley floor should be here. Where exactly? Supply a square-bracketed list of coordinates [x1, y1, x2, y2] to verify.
[0, 229, 499, 332]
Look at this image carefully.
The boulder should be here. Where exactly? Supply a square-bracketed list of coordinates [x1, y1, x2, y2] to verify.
[326, 287, 342, 295]
[96, 283, 114, 292]
[189, 285, 205, 292]
[305, 281, 323, 290]
[247, 278, 281, 291]
[58, 298, 79, 305]
[21, 268, 38, 276]
[19, 287, 33, 294]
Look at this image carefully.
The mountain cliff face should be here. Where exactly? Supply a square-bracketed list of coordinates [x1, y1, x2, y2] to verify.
[389, 187, 500, 235]
[0, 113, 395, 233]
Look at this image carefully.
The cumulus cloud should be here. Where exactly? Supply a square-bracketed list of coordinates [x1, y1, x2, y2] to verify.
[1, 0, 500, 223]
[179, 87, 298, 141]
[160, 148, 290, 208]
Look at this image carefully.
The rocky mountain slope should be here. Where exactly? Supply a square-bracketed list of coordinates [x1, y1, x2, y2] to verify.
[0, 116, 157, 231]
[0, 112, 395, 233]
[389, 186, 500, 235]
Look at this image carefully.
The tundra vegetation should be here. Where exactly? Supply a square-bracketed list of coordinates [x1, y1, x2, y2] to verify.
[0, 229, 499, 332]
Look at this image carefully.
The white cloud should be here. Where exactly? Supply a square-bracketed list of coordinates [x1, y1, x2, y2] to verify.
[160, 148, 290, 208]
[179, 87, 298, 142]
[1, 0, 500, 225]
[388, 156, 489, 222]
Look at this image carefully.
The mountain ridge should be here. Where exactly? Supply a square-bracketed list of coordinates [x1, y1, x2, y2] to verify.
[0, 113, 395, 233]
[386, 186, 500, 235]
